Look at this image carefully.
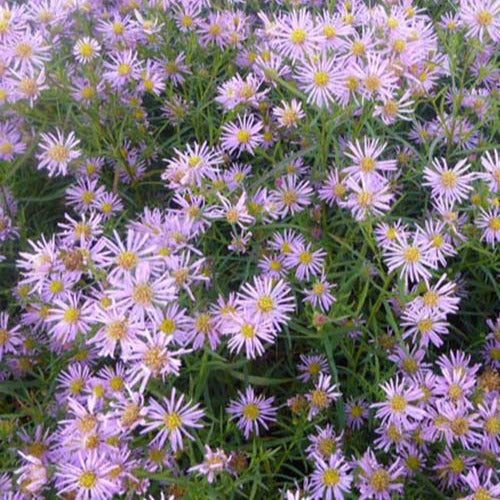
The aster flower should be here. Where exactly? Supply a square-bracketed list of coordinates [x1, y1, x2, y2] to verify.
[344, 138, 397, 182]
[433, 448, 475, 489]
[103, 50, 141, 89]
[73, 37, 101, 63]
[345, 176, 393, 221]
[460, 467, 500, 500]
[318, 169, 347, 206]
[303, 273, 336, 312]
[309, 453, 352, 500]
[296, 53, 344, 109]
[270, 176, 314, 217]
[142, 388, 204, 452]
[476, 207, 500, 245]
[222, 308, 276, 359]
[423, 158, 476, 204]
[284, 242, 326, 281]
[273, 99, 305, 129]
[272, 10, 322, 60]
[356, 449, 404, 500]
[227, 386, 277, 439]
[401, 307, 449, 348]
[476, 398, 500, 452]
[37, 129, 81, 177]
[459, 0, 500, 42]
[237, 276, 295, 329]
[306, 374, 341, 420]
[345, 398, 369, 430]
[0, 312, 22, 361]
[220, 114, 263, 157]
[372, 377, 425, 429]
[383, 232, 433, 288]
[188, 445, 228, 483]
[297, 354, 329, 383]
[479, 149, 500, 193]
[306, 424, 343, 461]
[54, 451, 117, 500]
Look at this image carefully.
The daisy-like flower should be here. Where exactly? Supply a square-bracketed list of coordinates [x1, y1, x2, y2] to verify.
[47, 293, 94, 344]
[401, 307, 449, 348]
[109, 263, 176, 322]
[188, 445, 228, 484]
[476, 207, 500, 245]
[209, 192, 255, 229]
[415, 219, 457, 268]
[459, 0, 500, 42]
[227, 386, 277, 439]
[345, 398, 369, 430]
[272, 10, 322, 60]
[306, 374, 341, 420]
[303, 273, 336, 312]
[103, 50, 141, 89]
[297, 354, 329, 383]
[345, 176, 393, 221]
[54, 451, 117, 500]
[479, 149, 500, 192]
[356, 449, 404, 500]
[127, 330, 187, 392]
[37, 129, 81, 177]
[461, 467, 500, 500]
[423, 158, 475, 204]
[271, 175, 314, 217]
[0, 312, 22, 362]
[296, 53, 343, 109]
[258, 254, 286, 280]
[309, 453, 353, 500]
[476, 398, 500, 453]
[351, 53, 398, 103]
[220, 114, 263, 157]
[284, 242, 326, 281]
[141, 389, 204, 452]
[318, 169, 347, 206]
[344, 138, 396, 182]
[434, 369, 476, 407]
[73, 37, 101, 63]
[222, 308, 276, 359]
[383, 232, 433, 288]
[306, 424, 343, 461]
[272, 99, 305, 129]
[237, 276, 295, 329]
[372, 377, 425, 429]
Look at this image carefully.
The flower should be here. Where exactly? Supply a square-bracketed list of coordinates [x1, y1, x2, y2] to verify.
[73, 37, 101, 63]
[372, 377, 426, 429]
[188, 445, 228, 483]
[344, 138, 396, 182]
[37, 129, 81, 177]
[220, 114, 263, 157]
[141, 388, 204, 452]
[54, 451, 117, 500]
[423, 158, 476, 204]
[306, 374, 341, 420]
[309, 453, 353, 500]
[459, 0, 500, 42]
[227, 386, 277, 439]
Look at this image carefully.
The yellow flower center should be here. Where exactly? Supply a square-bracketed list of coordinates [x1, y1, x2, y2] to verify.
[79, 43, 94, 58]
[351, 41, 365, 57]
[299, 251, 312, 265]
[451, 417, 469, 436]
[63, 307, 80, 324]
[357, 191, 373, 207]
[417, 318, 433, 333]
[489, 217, 500, 231]
[243, 403, 260, 420]
[322, 468, 340, 486]
[350, 405, 362, 418]
[195, 313, 212, 334]
[121, 404, 139, 426]
[322, 26, 336, 39]
[160, 318, 175, 335]
[448, 457, 464, 474]
[226, 208, 239, 225]
[290, 28, 306, 45]
[143, 346, 165, 372]
[361, 157, 375, 173]
[403, 247, 420, 263]
[79, 471, 97, 489]
[313, 71, 329, 87]
[133, 283, 153, 305]
[107, 321, 127, 341]
[476, 10, 493, 26]
[109, 376, 123, 391]
[48, 145, 69, 163]
[474, 488, 492, 500]
[241, 324, 255, 339]
[390, 394, 407, 412]
[28, 442, 46, 458]
[257, 296, 274, 313]
[310, 389, 328, 408]
[164, 412, 182, 431]
[392, 39, 406, 53]
[16, 43, 32, 58]
[440, 171, 457, 188]
[402, 357, 418, 374]
[484, 416, 499, 436]
[117, 63, 131, 76]
[364, 75, 381, 92]
[371, 469, 390, 492]
[387, 17, 398, 29]
[236, 130, 250, 144]
[422, 291, 438, 307]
